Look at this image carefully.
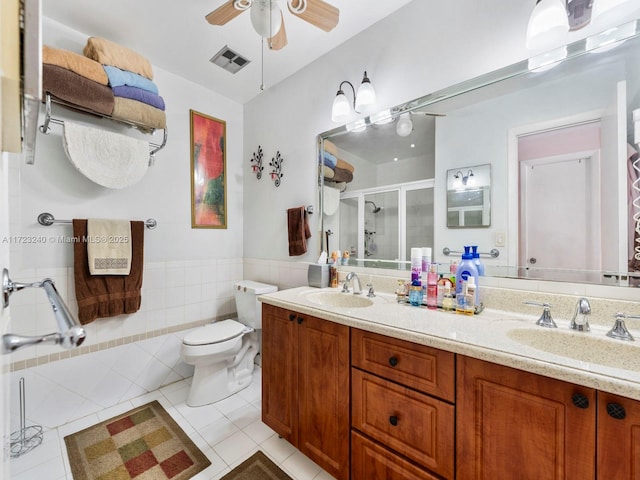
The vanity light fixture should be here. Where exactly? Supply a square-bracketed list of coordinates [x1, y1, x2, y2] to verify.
[591, 0, 640, 28]
[331, 71, 376, 123]
[346, 119, 367, 133]
[454, 169, 475, 187]
[269, 150, 284, 187]
[526, 0, 570, 50]
[370, 109, 394, 125]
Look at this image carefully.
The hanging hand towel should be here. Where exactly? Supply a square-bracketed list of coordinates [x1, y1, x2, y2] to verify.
[62, 121, 149, 189]
[73, 220, 144, 325]
[87, 219, 132, 275]
[287, 206, 312, 256]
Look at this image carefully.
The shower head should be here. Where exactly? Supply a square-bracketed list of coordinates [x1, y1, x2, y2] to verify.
[365, 200, 383, 213]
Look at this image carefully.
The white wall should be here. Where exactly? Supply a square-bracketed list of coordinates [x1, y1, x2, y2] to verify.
[7, 17, 245, 363]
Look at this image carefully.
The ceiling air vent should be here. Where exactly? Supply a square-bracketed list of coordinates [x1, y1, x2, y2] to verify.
[209, 46, 251, 74]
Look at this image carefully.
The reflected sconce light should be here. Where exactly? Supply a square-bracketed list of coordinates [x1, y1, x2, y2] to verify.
[454, 169, 475, 187]
[591, 0, 640, 28]
[331, 71, 376, 123]
[528, 44, 568, 71]
[396, 112, 413, 137]
[269, 150, 284, 187]
[250, 145, 264, 179]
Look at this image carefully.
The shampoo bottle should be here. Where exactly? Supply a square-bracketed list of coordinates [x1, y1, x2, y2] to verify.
[471, 246, 485, 276]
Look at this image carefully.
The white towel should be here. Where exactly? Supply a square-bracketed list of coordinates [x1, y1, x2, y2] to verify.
[62, 121, 149, 189]
[323, 185, 340, 216]
[87, 219, 132, 275]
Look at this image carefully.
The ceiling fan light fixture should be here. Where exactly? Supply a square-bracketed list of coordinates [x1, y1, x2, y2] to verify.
[355, 71, 376, 113]
[526, 0, 570, 50]
[250, 0, 282, 37]
[396, 113, 413, 137]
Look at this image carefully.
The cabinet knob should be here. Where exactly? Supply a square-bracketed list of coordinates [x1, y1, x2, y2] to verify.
[571, 393, 590, 409]
[297, 317, 304, 325]
[289, 313, 296, 321]
[388, 356, 399, 367]
[389, 415, 398, 426]
[606, 402, 627, 420]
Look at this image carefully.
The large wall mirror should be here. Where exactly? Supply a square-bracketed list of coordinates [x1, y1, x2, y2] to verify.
[318, 18, 640, 287]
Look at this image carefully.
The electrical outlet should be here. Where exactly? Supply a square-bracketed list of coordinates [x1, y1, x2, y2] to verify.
[495, 232, 505, 247]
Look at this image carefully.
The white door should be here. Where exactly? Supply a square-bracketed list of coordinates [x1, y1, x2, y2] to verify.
[0, 152, 11, 478]
[520, 152, 601, 282]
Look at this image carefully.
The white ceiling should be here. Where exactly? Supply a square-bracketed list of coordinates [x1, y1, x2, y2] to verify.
[42, 0, 415, 104]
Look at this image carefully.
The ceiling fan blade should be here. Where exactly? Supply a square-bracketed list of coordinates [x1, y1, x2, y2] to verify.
[288, 0, 339, 32]
[205, 1, 245, 25]
[269, 13, 288, 50]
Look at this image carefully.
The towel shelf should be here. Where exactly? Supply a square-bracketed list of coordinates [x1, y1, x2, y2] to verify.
[35, 93, 167, 166]
[37, 212, 157, 230]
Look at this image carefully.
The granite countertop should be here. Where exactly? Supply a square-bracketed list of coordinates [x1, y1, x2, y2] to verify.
[259, 286, 640, 401]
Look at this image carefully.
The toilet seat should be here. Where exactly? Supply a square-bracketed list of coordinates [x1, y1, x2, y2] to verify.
[183, 319, 251, 347]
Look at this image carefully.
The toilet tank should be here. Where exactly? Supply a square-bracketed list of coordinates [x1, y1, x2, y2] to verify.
[234, 280, 278, 329]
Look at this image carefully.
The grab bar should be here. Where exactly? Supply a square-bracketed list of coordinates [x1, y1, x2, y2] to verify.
[37, 212, 157, 230]
[2, 269, 86, 354]
[442, 247, 500, 258]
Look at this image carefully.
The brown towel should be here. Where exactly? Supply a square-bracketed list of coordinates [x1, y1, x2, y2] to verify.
[73, 219, 144, 325]
[332, 166, 353, 183]
[43, 45, 109, 85]
[83, 36, 154, 80]
[336, 158, 354, 173]
[287, 206, 312, 256]
[112, 97, 167, 131]
[43, 64, 115, 116]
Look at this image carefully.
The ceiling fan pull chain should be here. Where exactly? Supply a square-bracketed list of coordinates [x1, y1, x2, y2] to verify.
[233, 0, 252, 10]
[287, 0, 307, 14]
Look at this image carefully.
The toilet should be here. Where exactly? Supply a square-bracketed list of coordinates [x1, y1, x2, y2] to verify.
[181, 280, 277, 407]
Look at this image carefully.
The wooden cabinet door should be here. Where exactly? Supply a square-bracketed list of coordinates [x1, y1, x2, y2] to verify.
[351, 431, 441, 480]
[261, 304, 298, 445]
[297, 313, 350, 480]
[457, 356, 596, 480]
[597, 392, 640, 479]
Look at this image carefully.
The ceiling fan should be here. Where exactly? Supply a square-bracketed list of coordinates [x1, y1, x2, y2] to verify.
[205, 0, 340, 50]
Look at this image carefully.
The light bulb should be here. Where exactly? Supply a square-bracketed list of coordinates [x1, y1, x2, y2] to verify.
[396, 113, 413, 137]
[250, 0, 282, 38]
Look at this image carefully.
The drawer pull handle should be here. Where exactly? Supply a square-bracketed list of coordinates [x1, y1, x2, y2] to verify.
[571, 393, 590, 409]
[607, 402, 626, 420]
[297, 317, 304, 325]
[289, 314, 296, 321]
[389, 415, 398, 426]
[388, 356, 399, 367]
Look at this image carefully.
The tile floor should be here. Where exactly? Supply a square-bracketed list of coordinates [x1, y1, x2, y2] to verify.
[8, 367, 335, 480]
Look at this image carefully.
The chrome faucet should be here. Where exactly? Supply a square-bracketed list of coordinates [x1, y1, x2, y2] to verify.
[607, 312, 638, 341]
[570, 297, 591, 332]
[343, 272, 362, 294]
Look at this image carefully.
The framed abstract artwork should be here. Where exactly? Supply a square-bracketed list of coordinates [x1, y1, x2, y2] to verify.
[190, 109, 227, 228]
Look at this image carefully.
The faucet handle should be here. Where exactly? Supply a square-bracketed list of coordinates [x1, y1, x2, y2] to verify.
[525, 301, 557, 328]
[366, 283, 375, 298]
[606, 312, 636, 341]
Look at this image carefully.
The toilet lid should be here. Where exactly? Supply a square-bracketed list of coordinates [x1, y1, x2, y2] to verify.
[183, 319, 247, 346]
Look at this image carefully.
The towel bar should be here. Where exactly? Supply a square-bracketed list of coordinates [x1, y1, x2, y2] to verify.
[37, 213, 157, 230]
[34, 93, 168, 166]
[442, 247, 500, 258]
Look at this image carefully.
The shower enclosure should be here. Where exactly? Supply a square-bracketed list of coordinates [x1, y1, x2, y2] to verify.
[338, 180, 434, 265]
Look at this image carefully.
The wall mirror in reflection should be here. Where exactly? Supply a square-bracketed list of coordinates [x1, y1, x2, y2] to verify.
[446, 164, 491, 228]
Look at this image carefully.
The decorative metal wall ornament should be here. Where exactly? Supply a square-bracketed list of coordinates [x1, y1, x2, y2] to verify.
[250, 145, 264, 179]
[269, 151, 284, 187]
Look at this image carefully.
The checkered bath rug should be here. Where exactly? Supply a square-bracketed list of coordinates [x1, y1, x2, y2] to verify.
[64, 401, 210, 480]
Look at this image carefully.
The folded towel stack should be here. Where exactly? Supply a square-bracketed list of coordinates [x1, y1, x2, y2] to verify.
[321, 139, 355, 185]
[42, 45, 115, 115]
[84, 37, 166, 131]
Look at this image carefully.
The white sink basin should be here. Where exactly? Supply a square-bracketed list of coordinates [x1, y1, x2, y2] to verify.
[507, 328, 640, 371]
[305, 291, 374, 308]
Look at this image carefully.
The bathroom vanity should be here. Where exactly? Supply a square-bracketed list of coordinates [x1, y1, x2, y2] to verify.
[260, 287, 640, 480]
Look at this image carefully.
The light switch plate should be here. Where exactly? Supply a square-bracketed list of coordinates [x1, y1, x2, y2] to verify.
[495, 232, 505, 247]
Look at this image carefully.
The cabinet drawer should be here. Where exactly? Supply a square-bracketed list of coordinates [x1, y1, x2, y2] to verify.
[351, 431, 441, 480]
[352, 369, 454, 479]
[351, 328, 455, 402]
